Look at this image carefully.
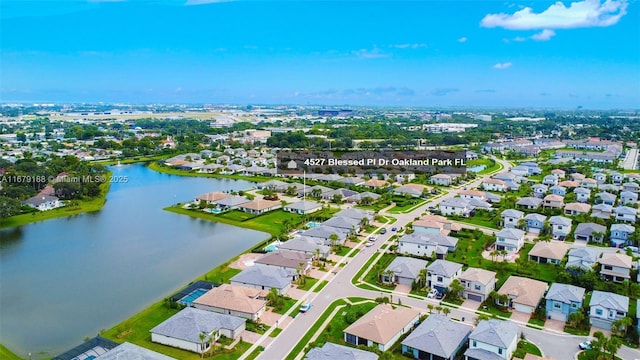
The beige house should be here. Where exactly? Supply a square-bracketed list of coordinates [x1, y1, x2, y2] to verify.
[564, 202, 591, 216]
[343, 304, 420, 351]
[254, 250, 312, 274]
[194, 191, 230, 205]
[362, 179, 389, 188]
[458, 267, 497, 302]
[528, 241, 570, 264]
[599, 253, 633, 282]
[193, 284, 267, 321]
[497, 276, 548, 314]
[543, 194, 564, 208]
[238, 199, 282, 215]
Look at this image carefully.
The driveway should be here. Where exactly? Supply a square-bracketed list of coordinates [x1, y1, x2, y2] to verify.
[461, 299, 481, 311]
[394, 284, 411, 294]
[509, 310, 531, 324]
[260, 310, 292, 328]
[285, 287, 307, 300]
[544, 319, 566, 333]
[307, 267, 328, 279]
[241, 330, 274, 346]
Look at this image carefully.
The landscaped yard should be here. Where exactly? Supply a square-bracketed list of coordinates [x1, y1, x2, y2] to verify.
[364, 253, 397, 288]
[297, 277, 319, 291]
[577, 349, 623, 360]
[477, 301, 512, 319]
[313, 280, 329, 292]
[271, 296, 298, 315]
[334, 245, 359, 257]
[513, 340, 542, 358]
[0, 344, 23, 360]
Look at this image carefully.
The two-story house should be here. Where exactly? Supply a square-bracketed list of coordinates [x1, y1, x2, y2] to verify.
[580, 178, 598, 188]
[551, 169, 566, 179]
[426, 259, 463, 294]
[464, 319, 519, 360]
[549, 185, 567, 197]
[459, 190, 487, 202]
[564, 202, 591, 216]
[438, 198, 473, 217]
[599, 253, 632, 282]
[610, 171, 624, 184]
[573, 187, 591, 203]
[545, 283, 586, 322]
[566, 247, 602, 271]
[619, 190, 638, 205]
[458, 267, 497, 302]
[430, 174, 454, 186]
[517, 197, 542, 210]
[574, 223, 606, 243]
[397, 232, 458, 258]
[593, 172, 607, 184]
[542, 175, 558, 186]
[531, 184, 548, 198]
[543, 194, 564, 209]
[482, 178, 507, 192]
[500, 209, 524, 228]
[497, 276, 548, 314]
[591, 203, 613, 219]
[613, 206, 637, 222]
[549, 215, 572, 240]
[610, 223, 635, 247]
[589, 290, 629, 330]
[623, 182, 639, 193]
[596, 192, 617, 206]
[524, 213, 546, 234]
[494, 228, 526, 253]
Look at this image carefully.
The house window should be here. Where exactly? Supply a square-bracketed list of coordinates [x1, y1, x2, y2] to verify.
[437, 276, 443, 282]
[554, 302, 562, 309]
[417, 245, 420, 249]
[617, 311, 625, 316]
[498, 348, 503, 355]
[571, 303, 578, 309]
[474, 284, 481, 291]
[596, 309, 603, 316]
[345, 333, 357, 345]
[609, 310, 615, 318]
[604, 265, 613, 271]
[473, 340, 477, 347]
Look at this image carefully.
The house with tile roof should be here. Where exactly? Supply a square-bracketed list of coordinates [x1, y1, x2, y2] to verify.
[545, 283, 585, 322]
[382, 257, 428, 286]
[599, 253, 632, 282]
[458, 267, 497, 302]
[497, 276, 548, 314]
[343, 304, 420, 351]
[305, 343, 378, 360]
[589, 290, 629, 330]
[464, 319, 519, 360]
[402, 314, 472, 360]
[193, 284, 267, 321]
[574, 223, 606, 243]
[230, 266, 295, 295]
[426, 259, 463, 293]
[528, 241, 569, 264]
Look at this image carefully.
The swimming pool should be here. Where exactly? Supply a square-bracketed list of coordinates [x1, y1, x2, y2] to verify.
[265, 244, 279, 252]
[205, 208, 222, 214]
[306, 221, 321, 227]
[178, 288, 209, 305]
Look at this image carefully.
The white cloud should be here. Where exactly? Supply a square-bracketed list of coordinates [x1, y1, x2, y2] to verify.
[390, 43, 427, 49]
[352, 47, 390, 59]
[457, 37, 468, 43]
[531, 29, 556, 41]
[481, 0, 628, 30]
[493, 62, 513, 69]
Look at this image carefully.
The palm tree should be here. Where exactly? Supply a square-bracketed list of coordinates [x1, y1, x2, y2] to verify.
[490, 249, 499, 262]
[448, 279, 464, 301]
[427, 304, 434, 314]
[499, 249, 508, 261]
[199, 332, 211, 359]
[314, 248, 321, 265]
[605, 336, 622, 360]
[329, 233, 339, 250]
[442, 307, 451, 316]
[591, 331, 606, 359]
[611, 316, 632, 338]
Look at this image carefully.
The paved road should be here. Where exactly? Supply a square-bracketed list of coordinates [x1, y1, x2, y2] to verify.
[249, 156, 512, 360]
[622, 148, 639, 170]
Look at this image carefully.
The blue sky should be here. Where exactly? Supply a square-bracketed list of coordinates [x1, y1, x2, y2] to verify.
[1, 0, 638, 108]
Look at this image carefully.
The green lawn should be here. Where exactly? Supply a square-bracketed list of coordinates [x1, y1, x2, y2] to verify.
[456, 215, 499, 229]
[352, 250, 383, 284]
[528, 318, 545, 327]
[272, 297, 298, 315]
[334, 246, 355, 257]
[513, 340, 542, 358]
[0, 344, 23, 360]
[364, 253, 397, 288]
[313, 280, 329, 292]
[297, 277, 319, 291]
[577, 350, 623, 360]
[269, 328, 283, 338]
[0, 176, 111, 229]
[468, 158, 502, 175]
[387, 199, 428, 214]
[477, 302, 513, 319]
[304, 301, 378, 351]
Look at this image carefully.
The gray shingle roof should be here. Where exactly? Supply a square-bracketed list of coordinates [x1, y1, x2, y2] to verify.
[385, 257, 428, 280]
[590, 290, 629, 313]
[426, 259, 462, 277]
[614, 206, 637, 215]
[545, 283, 585, 304]
[230, 265, 294, 289]
[96, 342, 175, 360]
[495, 228, 525, 239]
[401, 314, 472, 358]
[301, 225, 349, 240]
[517, 197, 542, 207]
[574, 223, 606, 236]
[278, 237, 329, 255]
[611, 223, 636, 233]
[463, 348, 505, 360]
[334, 208, 375, 221]
[501, 209, 524, 218]
[150, 307, 244, 343]
[322, 216, 361, 230]
[439, 197, 471, 208]
[549, 215, 572, 226]
[285, 200, 322, 211]
[400, 233, 458, 248]
[305, 342, 378, 360]
[469, 319, 519, 348]
[524, 213, 546, 222]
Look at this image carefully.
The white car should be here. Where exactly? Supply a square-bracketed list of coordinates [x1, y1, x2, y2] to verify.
[427, 288, 438, 299]
[365, 241, 374, 247]
[578, 340, 591, 350]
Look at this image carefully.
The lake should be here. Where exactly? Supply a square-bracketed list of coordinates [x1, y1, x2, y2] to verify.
[0, 164, 269, 358]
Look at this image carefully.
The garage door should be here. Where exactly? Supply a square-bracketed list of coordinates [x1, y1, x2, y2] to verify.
[467, 293, 483, 302]
[590, 318, 612, 330]
[548, 311, 567, 322]
[398, 276, 413, 286]
[514, 303, 533, 314]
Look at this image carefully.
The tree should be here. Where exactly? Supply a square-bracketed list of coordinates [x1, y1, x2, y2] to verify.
[448, 279, 464, 301]
[568, 311, 585, 329]
[611, 316, 632, 338]
[329, 233, 339, 250]
[490, 249, 499, 262]
[199, 332, 211, 359]
[604, 336, 622, 360]
[331, 193, 343, 204]
[591, 331, 606, 359]
[427, 304, 434, 314]
[442, 307, 451, 316]
[0, 196, 22, 220]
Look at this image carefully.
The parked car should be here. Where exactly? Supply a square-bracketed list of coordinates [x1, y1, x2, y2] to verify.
[578, 340, 591, 350]
[365, 242, 374, 247]
[368, 236, 377, 241]
[300, 303, 311, 313]
[391, 227, 397, 232]
[435, 291, 444, 300]
[427, 288, 438, 299]
[380, 228, 387, 234]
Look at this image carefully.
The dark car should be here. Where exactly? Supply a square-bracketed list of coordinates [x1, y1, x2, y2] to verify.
[380, 228, 387, 234]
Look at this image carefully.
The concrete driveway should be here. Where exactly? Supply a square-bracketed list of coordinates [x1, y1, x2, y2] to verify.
[544, 319, 566, 333]
[285, 287, 307, 300]
[510, 310, 531, 324]
[260, 310, 292, 328]
[241, 330, 273, 346]
[394, 284, 411, 294]
[461, 299, 481, 311]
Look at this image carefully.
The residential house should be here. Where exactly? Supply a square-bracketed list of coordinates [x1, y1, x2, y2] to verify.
[254, 250, 312, 274]
[510, 166, 530, 177]
[398, 233, 459, 258]
[623, 182, 640, 193]
[334, 208, 375, 223]
[92, 343, 175, 360]
[528, 241, 569, 264]
[589, 291, 629, 330]
[193, 284, 267, 321]
[574, 223, 606, 243]
[558, 180, 580, 188]
[614, 206, 637, 222]
[524, 213, 546, 234]
[599, 253, 632, 282]
[426, 259, 463, 293]
[564, 202, 591, 216]
[494, 228, 526, 253]
[430, 173, 454, 186]
[458, 267, 497, 302]
[570, 173, 586, 182]
[610, 223, 636, 247]
[395, 172, 416, 184]
[619, 190, 638, 205]
[195, 191, 230, 205]
[412, 215, 462, 236]
[573, 187, 591, 203]
[596, 192, 617, 206]
[599, 184, 620, 192]
[543, 194, 564, 209]
[150, 308, 245, 354]
[300, 225, 349, 246]
[394, 184, 429, 198]
[382, 257, 429, 286]
[543, 175, 558, 186]
[520, 162, 542, 175]
[551, 169, 566, 179]
[402, 314, 472, 360]
[22, 195, 62, 211]
[580, 178, 598, 188]
[322, 188, 358, 201]
[531, 184, 549, 198]
[230, 266, 294, 295]
[305, 343, 378, 360]
[438, 198, 473, 217]
[517, 197, 542, 210]
[593, 173, 607, 184]
[322, 216, 361, 234]
[464, 319, 519, 360]
[566, 247, 602, 271]
[283, 200, 322, 215]
[344, 304, 420, 352]
[497, 276, 548, 314]
[549, 185, 567, 197]
[238, 199, 282, 215]
[277, 236, 330, 259]
[591, 203, 613, 219]
[459, 189, 487, 202]
[481, 178, 507, 192]
[501, 209, 524, 228]
[361, 179, 389, 189]
[549, 216, 572, 240]
[339, 176, 365, 187]
[484, 192, 503, 204]
[346, 191, 381, 204]
[545, 283, 586, 322]
[213, 196, 250, 211]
